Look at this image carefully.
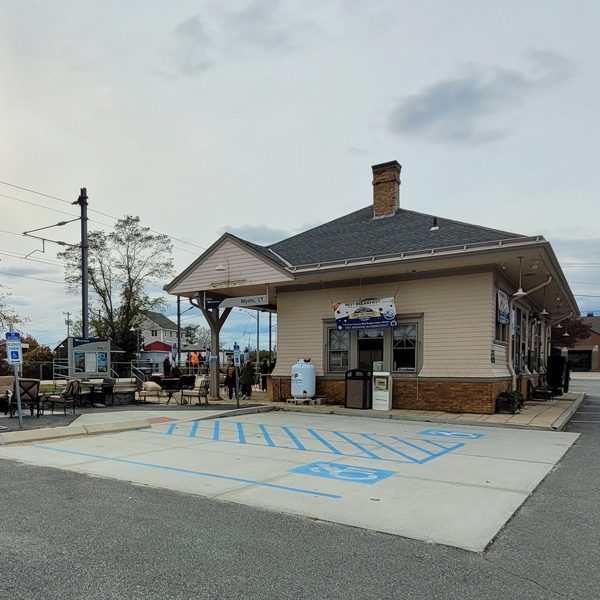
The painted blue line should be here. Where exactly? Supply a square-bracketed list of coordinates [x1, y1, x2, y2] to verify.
[333, 432, 380, 459]
[424, 440, 464, 451]
[32, 445, 341, 499]
[390, 437, 436, 456]
[213, 421, 220, 441]
[360, 434, 418, 462]
[308, 429, 342, 454]
[259, 425, 275, 447]
[166, 424, 176, 435]
[281, 426, 306, 450]
[237, 422, 246, 444]
[135, 430, 462, 464]
[189, 422, 199, 438]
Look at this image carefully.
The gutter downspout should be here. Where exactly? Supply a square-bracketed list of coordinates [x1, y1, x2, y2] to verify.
[507, 276, 552, 391]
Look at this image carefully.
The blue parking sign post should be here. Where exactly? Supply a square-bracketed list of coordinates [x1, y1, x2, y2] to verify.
[6, 330, 23, 428]
[233, 343, 241, 407]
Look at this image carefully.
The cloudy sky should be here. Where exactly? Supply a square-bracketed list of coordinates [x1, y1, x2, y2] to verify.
[1, 0, 599, 350]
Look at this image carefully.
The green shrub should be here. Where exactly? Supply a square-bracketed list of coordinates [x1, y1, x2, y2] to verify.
[497, 389, 524, 413]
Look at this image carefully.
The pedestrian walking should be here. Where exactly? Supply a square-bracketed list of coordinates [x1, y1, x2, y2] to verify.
[224, 360, 236, 400]
[239, 361, 254, 400]
[191, 352, 200, 374]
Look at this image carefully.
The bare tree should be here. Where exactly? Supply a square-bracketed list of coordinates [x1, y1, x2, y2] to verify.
[0, 286, 28, 332]
[59, 215, 174, 354]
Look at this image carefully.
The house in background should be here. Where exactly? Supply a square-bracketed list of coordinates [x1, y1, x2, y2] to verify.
[139, 310, 179, 350]
[165, 160, 578, 413]
[565, 314, 600, 371]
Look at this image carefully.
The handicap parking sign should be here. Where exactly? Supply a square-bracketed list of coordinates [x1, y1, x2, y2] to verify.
[6, 341, 22, 365]
[289, 462, 396, 485]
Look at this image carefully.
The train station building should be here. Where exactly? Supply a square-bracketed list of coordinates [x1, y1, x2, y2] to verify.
[165, 160, 578, 413]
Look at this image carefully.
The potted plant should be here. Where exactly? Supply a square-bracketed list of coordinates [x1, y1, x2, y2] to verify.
[496, 390, 524, 414]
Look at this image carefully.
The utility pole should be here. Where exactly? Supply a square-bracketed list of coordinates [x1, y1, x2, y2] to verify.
[63, 311, 71, 337]
[256, 310, 260, 373]
[269, 312, 272, 364]
[73, 188, 89, 338]
[177, 296, 181, 366]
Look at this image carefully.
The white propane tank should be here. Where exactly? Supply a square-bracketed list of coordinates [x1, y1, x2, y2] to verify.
[291, 359, 316, 399]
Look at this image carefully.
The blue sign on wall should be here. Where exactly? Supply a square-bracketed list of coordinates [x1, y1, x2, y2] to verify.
[419, 429, 485, 440]
[290, 462, 396, 485]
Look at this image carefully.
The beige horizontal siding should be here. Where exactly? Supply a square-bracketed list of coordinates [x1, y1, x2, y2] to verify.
[274, 272, 500, 379]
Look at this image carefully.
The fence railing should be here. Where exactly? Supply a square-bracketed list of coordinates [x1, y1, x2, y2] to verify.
[18, 360, 219, 382]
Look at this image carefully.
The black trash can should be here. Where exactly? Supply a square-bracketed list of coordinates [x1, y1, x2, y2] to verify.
[345, 369, 372, 409]
[547, 355, 566, 394]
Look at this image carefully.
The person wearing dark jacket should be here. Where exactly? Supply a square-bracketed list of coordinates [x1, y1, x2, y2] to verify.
[259, 358, 270, 391]
[239, 361, 255, 400]
[224, 361, 236, 400]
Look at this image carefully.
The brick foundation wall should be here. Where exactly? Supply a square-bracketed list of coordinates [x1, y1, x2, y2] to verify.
[270, 376, 514, 414]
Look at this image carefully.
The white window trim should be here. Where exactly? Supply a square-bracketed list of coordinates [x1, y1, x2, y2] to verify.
[323, 314, 423, 376]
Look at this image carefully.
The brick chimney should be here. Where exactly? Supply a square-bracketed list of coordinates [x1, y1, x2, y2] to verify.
[372, 160, 401, 218]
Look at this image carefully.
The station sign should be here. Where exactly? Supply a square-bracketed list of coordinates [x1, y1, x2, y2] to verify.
[205, 295, 268, 309]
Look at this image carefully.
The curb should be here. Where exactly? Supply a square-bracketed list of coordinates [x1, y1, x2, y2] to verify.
[0, 420, 151, 446]
[552, 392, 586, 431]
[189, 405, 276, 422]
[276, 404, 576, 431]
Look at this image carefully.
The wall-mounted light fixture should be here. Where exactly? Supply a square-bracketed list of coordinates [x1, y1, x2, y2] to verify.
[512, 257, 527, 298]
[539, 286, 549, 317]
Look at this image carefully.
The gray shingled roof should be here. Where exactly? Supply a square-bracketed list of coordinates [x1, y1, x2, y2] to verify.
[141, 310, 177, 330]
[581, 315, 600, 334]
[264, 207, 524, 266]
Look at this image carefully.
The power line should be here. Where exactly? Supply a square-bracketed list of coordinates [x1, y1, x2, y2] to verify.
[0, 192, 80, 218]
[0, 269, 64, 285]
[0, 180, 72, 204]
[0, 248, 64, 267]
[0, 180, 206, 252]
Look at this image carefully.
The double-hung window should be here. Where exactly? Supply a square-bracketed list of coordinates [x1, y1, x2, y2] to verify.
[325, 317, 421, 374]
[328, 329, 349, 372]
[392, 323, 417, 372]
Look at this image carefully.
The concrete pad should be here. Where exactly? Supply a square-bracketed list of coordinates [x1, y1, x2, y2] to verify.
[219, 468, 527, 552]
[0, 411, 578, 552]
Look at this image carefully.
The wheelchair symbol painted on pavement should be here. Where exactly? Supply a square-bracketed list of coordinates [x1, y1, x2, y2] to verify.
[290, 461, 396, 485]
[419, 429, 485, 440]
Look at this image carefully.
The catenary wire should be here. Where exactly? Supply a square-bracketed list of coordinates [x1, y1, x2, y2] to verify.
[0, 180, 206, 251]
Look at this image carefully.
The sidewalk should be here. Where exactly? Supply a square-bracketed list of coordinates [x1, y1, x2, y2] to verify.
[0, 389, 585, 445]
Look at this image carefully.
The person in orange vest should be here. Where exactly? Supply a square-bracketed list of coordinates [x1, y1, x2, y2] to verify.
[190, 351, 200, 374]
